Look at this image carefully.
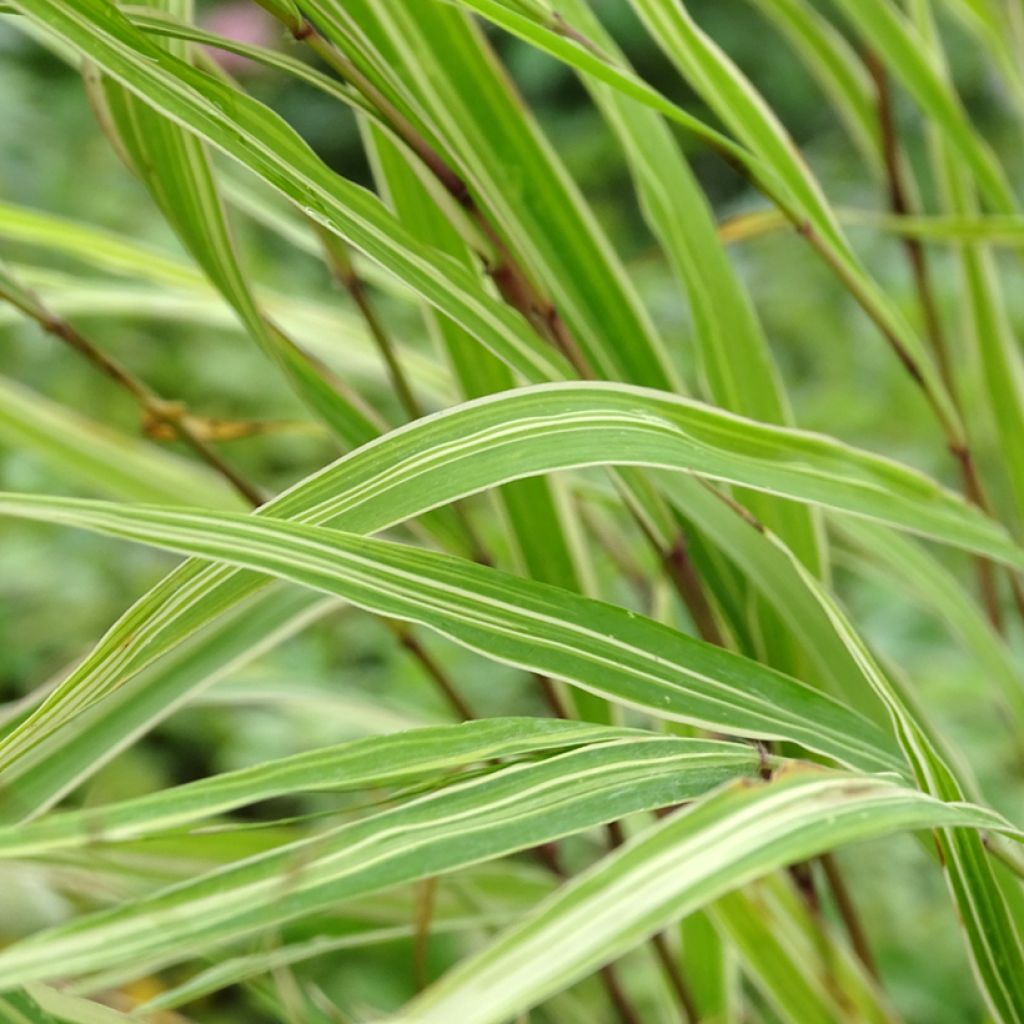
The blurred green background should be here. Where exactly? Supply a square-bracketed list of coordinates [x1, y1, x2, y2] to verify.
[1, 3, 1022, 1020]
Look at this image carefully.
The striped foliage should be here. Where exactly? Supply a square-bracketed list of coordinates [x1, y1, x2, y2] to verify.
[1, 0, 1023, 1021]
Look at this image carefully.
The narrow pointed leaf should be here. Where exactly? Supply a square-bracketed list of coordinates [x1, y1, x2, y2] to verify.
[0, 718, 641, 858]
[0, 383, 1016, 784]
[0, 493, 901, 772]
[398, 769, 1020, 1024]
[0, 737, 764, 988]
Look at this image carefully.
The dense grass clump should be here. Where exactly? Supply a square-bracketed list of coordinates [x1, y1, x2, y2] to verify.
[0, 1, 1023, 1021]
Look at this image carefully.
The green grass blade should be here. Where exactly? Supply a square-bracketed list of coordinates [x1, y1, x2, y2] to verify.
[456, 0, 962, 443]
[837, 519, 1024, 734]
[89, 5, 382, 450]
[765, 527, 1024, 1023]
[0, 493, 900, 771]
[398, 768, 1019, 1024]
[0, 737, 764, 988]
[8, 0, 574, 387]
[0, 719, 641, 858]
[943, 177, 1024, 529]
[428, 0, 765, 173]
[829, 0, 1017, 212]
[140, 916, 519, 1011]
[726, 207, 1024, 245]
[364, 123, 586, 595]
[712, 875, 896, 1024]
[0, 382, 1015, 785]
[0, 268, 449, 406]
[363, 116, 602, 709]
[627, 0, 843, 248]
[0, 589, 334, 822]
[623, 0, 959, 434]
[555, 0, 823, 581]
[904, 0, 1024, 534]
[842, 210, 1024, 243]
[0, 198, 204, 290]
[679, 911, 738, 1021]
[746, 0, 882, 173]
[326, 0, 679, 390]
[936, 0, 1024, 115]
[17, 986, 138, 1024]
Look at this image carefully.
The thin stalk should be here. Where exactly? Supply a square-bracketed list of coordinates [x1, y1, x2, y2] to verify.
[314, 223, 493, 565]
[598, 966, 645, 1024]
[390, 622, 476, 721]
[865, 52, 1004, 633]
[1009, 573, 1024, 626]
[629, 505, 726, 649]
[1, 287, 264, 507]
[661, 535, 727, 649]
[649, 933, 699, 1023]
[315, 226, 425, 420]
[820, 852, 879, 980]
[413, 876, 438, 990]
[535, 674, 574, 719]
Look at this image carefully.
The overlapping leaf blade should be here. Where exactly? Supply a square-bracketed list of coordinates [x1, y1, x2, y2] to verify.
[8, 0, 573, 386]
[0, 492, 900, 771]
[0, 737, 763, 988]
[0, 718, 641, 858]
[0, 383, 1016, 785]
[397, 768, 1020, 1024]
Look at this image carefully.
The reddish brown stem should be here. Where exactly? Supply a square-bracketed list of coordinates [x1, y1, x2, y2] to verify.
[629, 506, 726, 648]
[598, 965, 645, 1024]
[413, 877, 438, 990]
[316, 228, 425, 421]
[866, 52, 955, 393]
[866, 52, 1004, 632]
[661, 535, 727, 648]
[31, 308, 264, 507]
[821, 852, 879, 980]
[391, 623, 476, 721]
